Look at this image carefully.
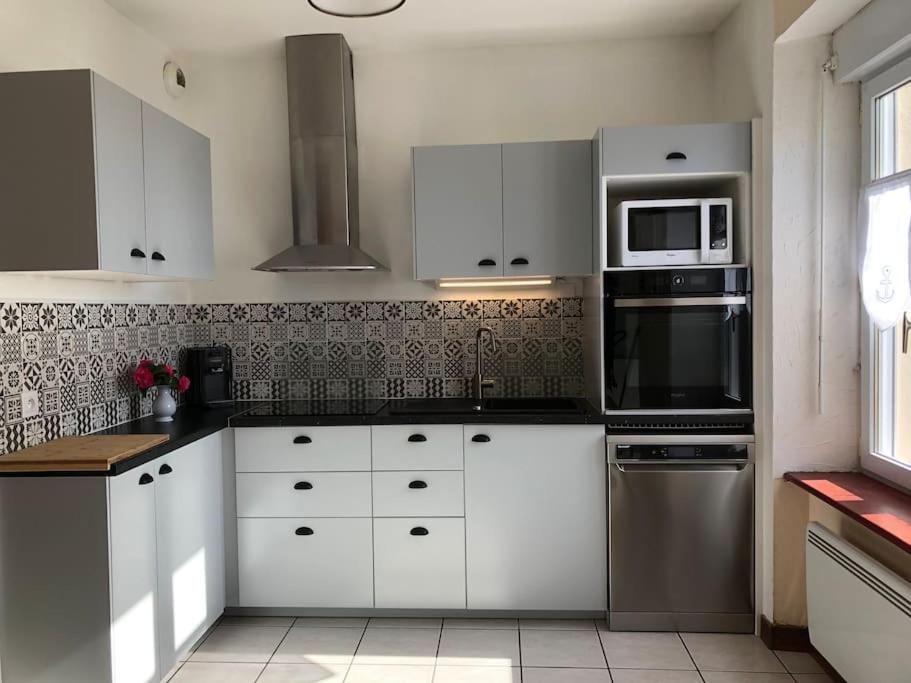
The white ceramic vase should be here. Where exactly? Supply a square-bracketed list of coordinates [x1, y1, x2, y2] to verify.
[152, 386, 177, 422]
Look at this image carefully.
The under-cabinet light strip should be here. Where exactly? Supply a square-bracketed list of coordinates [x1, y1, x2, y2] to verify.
[437, 278, 555, 289]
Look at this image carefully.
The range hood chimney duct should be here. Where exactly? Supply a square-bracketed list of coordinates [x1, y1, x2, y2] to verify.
[254, 34, 386, 272]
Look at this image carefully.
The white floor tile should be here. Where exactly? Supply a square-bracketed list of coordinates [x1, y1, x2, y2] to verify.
[168, 662, 265, 683]
[367, 617, 443, 629]
[519, 618, 596, 630]
[680, 634, 786, 673]
[256, 662, 348, 683]
[295, 617, 369, 629]
[774, 650, 825, 674]
[219, 616, 295, 628]
[609, 671, 703, 683]
[345, 664, 434, 682]
[444, 618, 518, 630]
[270, 626, 364, 664]
[189, 624, 287, 663]
[522, 667, 612, 683]
[433, 666, 521, 683]
[599, 631, 694, 670]
[436, 628, 520, 667]
[520, 629, 607, 668]
[700, 674, 794, 683]
[353, 627, 441, 666]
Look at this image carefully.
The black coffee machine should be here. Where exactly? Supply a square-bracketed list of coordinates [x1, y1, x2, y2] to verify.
[184, 346, 233, 407]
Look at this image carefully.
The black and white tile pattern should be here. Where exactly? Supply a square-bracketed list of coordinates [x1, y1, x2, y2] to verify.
[0, 297, 584, 455]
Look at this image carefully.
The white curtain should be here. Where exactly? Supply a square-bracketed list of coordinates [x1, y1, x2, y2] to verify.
[861, 174, 911, 330]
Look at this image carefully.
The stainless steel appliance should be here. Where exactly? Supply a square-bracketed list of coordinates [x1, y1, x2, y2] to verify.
[607, 434, 755, 633]
[604, 267, 751, 418]
[184, 346, 233, 407]
[610, 198, 733, 267]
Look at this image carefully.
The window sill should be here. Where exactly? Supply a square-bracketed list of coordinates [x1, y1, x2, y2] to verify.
[784, 471, 911, 555]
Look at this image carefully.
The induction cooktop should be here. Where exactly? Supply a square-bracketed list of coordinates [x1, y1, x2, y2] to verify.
[240, 399, 388, 417]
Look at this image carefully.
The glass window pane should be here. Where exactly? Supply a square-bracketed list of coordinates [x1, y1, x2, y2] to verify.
[875, 79, 911, 179]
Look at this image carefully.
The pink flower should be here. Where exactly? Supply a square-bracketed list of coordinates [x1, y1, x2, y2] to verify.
[138, 358, 153, 368]
[163, 364, 175, 377]
[133, 365, 155, 391]
[177, 375, 191, 394]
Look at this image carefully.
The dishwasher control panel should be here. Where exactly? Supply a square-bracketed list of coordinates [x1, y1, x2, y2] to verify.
[616, 443, 749, 461]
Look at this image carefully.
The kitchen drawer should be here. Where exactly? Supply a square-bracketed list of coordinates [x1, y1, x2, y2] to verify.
[600, 122, 751, 177]
[236, 472, 372, 518]
[238, 517, 373, 608]
[371, 425, 463, 470]
[235, 427, 370, 472]
[372, 471, 464, 517]
[374, 517, 466, 608]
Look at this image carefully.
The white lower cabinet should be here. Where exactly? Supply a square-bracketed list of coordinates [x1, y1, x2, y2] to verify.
[237, 517, 374, 608]
[236, 472, 372, 518]
[372, 470, 464, 517]
[374, 518, 466, 608]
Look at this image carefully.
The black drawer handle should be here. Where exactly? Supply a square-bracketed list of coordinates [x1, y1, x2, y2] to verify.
[408, 480, 428, 489]
[471, 434, 491, 443]
[478, 258, 497, 267]
[407, 434, 427, 443]
[151, 251, 166, 261]
[666, 152, 687, 161]
[295, 526, 314, 536]
[138, 473, 154, 485]
[510, 257, 529, 266]
[410, 526, 429, 536]
[293, 435, 312, 444]
[130, 248, 146, 259]
[159, 464, 173, 475]
[294, 481, 313, 490]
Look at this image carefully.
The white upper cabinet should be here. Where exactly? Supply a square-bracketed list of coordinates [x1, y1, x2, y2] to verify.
[0, 69, 214, 279]
[412, 140, 594, 280]
[599, 122, 751, 177]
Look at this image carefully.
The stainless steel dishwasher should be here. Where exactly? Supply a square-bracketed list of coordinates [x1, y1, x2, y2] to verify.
[608, 434, 755, 633]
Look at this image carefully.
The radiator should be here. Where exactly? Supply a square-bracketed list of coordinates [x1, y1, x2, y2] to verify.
[806, 522, 911, 682]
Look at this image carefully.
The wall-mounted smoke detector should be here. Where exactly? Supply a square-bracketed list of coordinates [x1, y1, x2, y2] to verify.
[163, 61, 187, 98]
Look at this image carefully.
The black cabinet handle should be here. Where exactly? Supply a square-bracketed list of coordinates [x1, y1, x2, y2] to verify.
[408, 480, 428, 489]
[410, 526, 429, 536]
[510, 257, 529, 266]
[294, 481, 313, 490]
[295, 526, 314, 536]
[159, 464, 173, 475]
[293, 435, 312, 444]
[139, 473, 154, 485]
[666, 152, 687, 161]
[151, 251, 166, 261]
[407, 434, 427, 443]
[478, 258, 497, 267]
[471, 434, 491, 443]
[130, 248, 146, 259]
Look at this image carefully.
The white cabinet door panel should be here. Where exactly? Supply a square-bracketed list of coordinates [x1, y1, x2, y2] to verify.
[371, 425, 463, 471]
[235, 426, 371, 472]
[464, 425, 607, 611]
[372, 471, 464, 517]
[236, 472, 372, 518]
[374, 518, 466, 609]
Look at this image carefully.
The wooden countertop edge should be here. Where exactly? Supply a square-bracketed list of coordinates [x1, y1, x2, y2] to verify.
[0, 434, 170, 473]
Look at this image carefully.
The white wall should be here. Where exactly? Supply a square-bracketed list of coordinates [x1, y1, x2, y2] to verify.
[0, 0, 205, 303]
[189, 36, 717, 303]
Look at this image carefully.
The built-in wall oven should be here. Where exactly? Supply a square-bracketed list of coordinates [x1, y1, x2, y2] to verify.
[603, 267, 751, 418]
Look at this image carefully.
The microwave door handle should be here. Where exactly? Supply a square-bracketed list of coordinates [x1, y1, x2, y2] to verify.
[700, 200, 711, 264]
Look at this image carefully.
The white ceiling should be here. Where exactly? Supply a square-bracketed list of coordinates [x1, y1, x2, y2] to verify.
[104, 0, 742, 54]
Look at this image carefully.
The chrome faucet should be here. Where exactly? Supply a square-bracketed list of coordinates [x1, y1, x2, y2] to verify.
[471, 326, 497, 408]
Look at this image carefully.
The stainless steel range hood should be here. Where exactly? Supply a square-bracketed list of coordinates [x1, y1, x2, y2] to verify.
[254, 34, 386, 272]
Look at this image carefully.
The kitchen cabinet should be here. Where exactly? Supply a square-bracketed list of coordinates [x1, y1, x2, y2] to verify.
[464, 424, 607, 610]
[235, 426, 371, 472]
[502, 140, 593, 277]
[412, 141, 594, 280]
[0, 69, 213, 279]
[599, 122, 751, 177]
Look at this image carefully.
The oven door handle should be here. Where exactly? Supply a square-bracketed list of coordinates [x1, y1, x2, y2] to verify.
[611, 296, 747, 308]
[700, 200, 712, 264]
[613, 462, 751, 472]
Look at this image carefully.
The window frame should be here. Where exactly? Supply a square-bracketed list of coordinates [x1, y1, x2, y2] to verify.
[860, 55, 911, 492]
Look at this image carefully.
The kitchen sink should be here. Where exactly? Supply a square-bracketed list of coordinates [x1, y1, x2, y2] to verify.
[386, 397, 580, 415]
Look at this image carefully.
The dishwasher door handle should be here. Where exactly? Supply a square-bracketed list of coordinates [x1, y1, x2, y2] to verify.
[612, 462, 751, 473]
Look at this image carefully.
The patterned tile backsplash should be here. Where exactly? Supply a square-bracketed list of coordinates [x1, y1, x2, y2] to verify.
[0, 298, 583, 455]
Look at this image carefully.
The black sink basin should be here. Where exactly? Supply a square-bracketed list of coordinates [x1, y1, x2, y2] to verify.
[386, 397, 579, 415]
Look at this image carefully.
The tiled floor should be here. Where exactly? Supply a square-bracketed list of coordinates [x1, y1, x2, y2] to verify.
[167, 618, 835, 683]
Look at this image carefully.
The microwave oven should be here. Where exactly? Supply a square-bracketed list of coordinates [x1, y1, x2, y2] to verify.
[610, 198, 733, 267]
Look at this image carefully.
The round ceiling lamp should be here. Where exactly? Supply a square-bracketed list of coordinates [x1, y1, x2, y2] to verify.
[308, 0, 406, 17]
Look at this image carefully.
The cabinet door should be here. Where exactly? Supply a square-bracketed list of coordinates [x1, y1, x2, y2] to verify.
[464, 425, 607, 611]
[108, 465, 160, 683]
[142, 102, 214, 280]
[92, 73, 148, 275]
[154, 435, 225, 675]
[502, 140, 593, 277]
[413, 144, 504, 279]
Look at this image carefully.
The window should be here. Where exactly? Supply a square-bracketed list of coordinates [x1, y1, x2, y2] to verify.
[862, 57, 911, 490]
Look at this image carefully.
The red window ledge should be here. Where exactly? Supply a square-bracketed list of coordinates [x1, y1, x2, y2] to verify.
[784, 471, 911, 555]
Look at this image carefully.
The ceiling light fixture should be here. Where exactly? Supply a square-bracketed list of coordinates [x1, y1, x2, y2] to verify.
[308, 0, 406, 18]
[438, 278, 555, 289]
